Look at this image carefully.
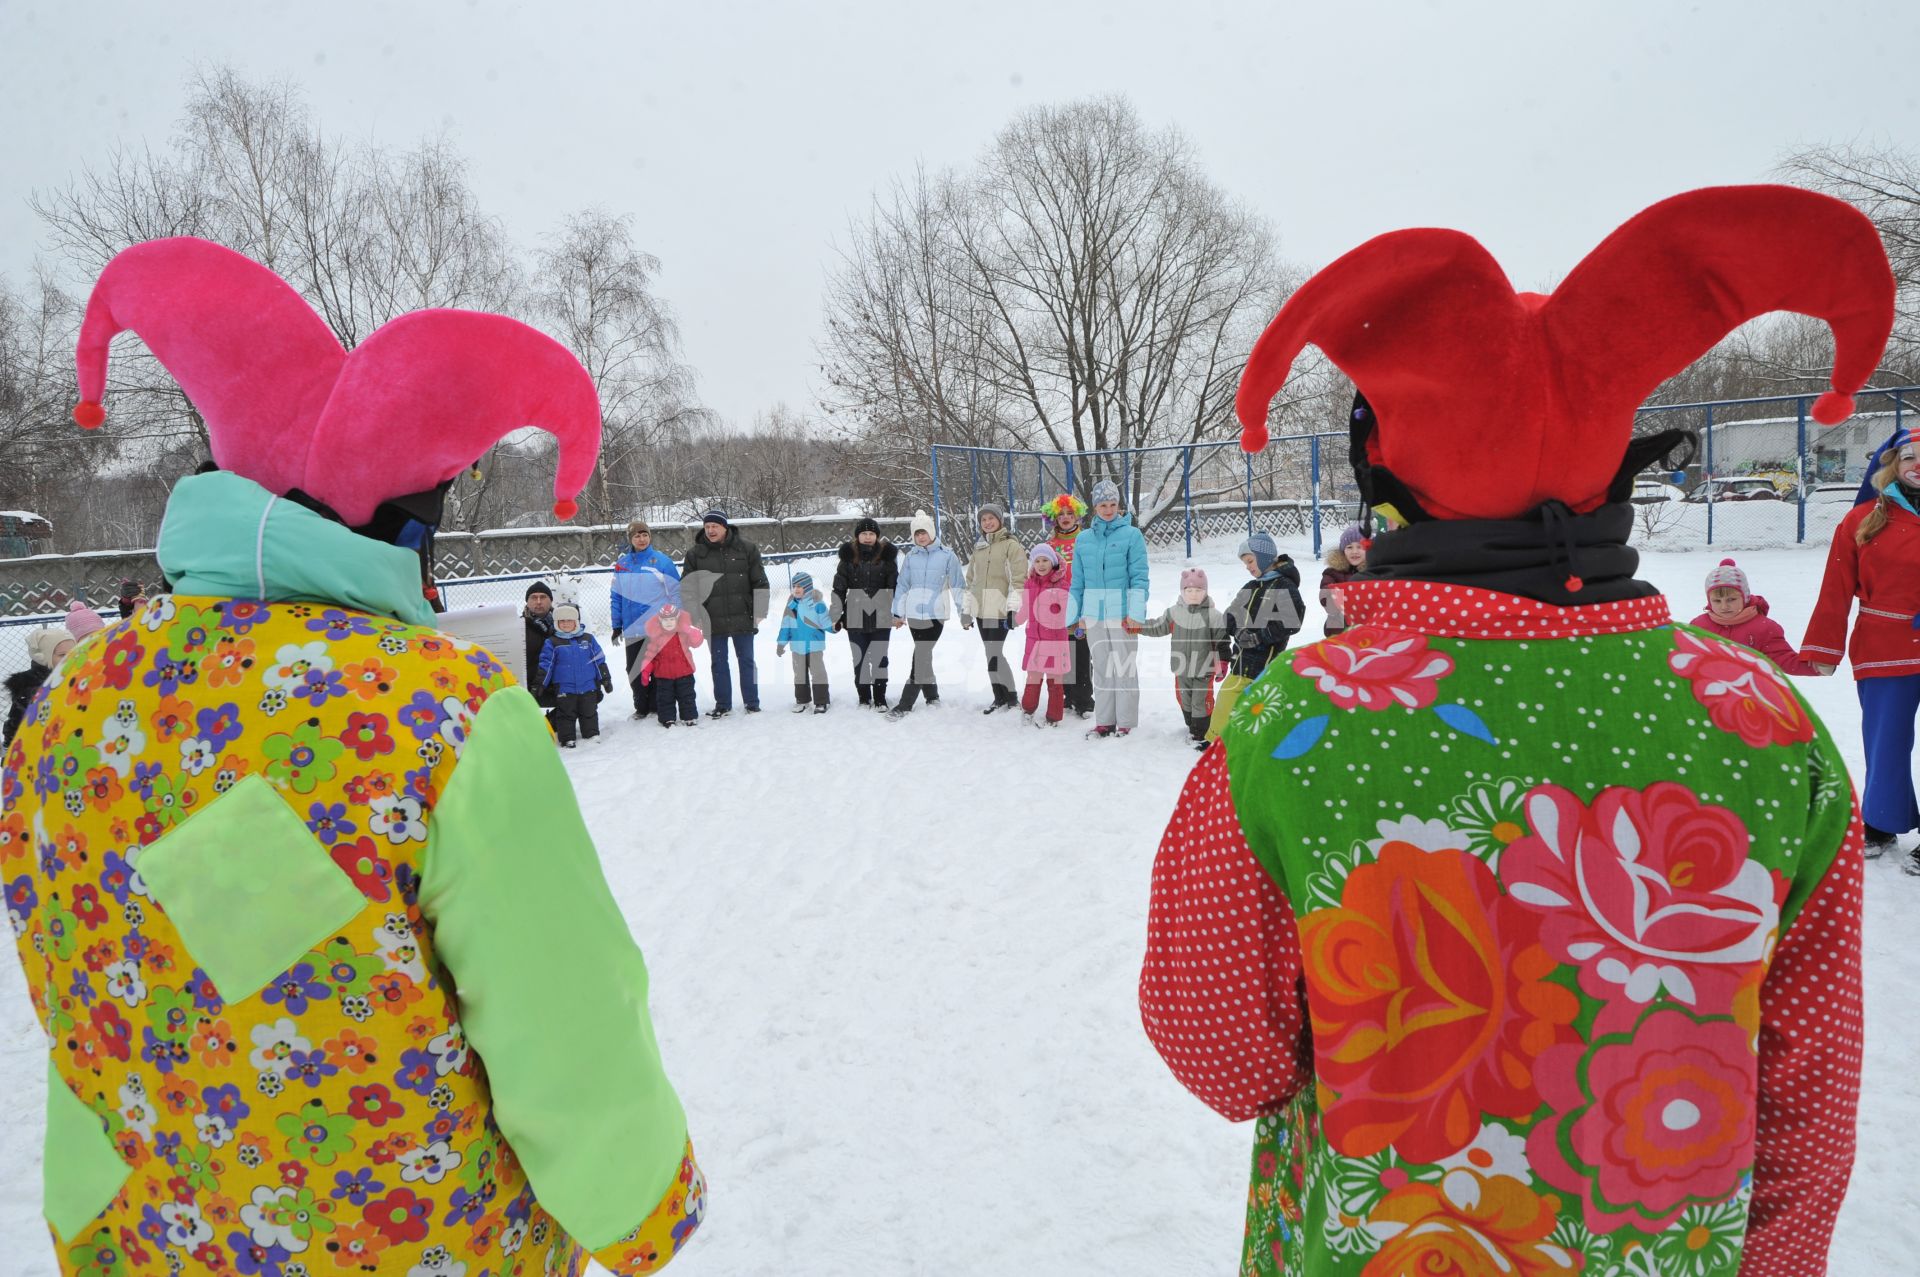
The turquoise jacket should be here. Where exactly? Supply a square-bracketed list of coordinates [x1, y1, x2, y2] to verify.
[1066, 511, 1150, 625]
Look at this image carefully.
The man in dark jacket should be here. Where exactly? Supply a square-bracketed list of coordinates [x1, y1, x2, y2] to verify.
[680, 509, 770, 717]
[831, 516, 899, 708]
[522, 580, 558, 719]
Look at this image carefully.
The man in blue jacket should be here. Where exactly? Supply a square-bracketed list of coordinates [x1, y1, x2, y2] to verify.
[1066, 479, 1151, 737]
[610, 518, 682, 718]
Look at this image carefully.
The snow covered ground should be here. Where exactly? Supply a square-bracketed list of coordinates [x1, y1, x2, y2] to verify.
[2, 535, 1915, 1275]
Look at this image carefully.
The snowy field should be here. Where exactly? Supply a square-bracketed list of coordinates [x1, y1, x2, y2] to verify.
[2, 534, 1915, 1276]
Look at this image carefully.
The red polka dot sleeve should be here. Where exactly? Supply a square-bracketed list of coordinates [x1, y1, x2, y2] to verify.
[1139, 745, 1309, 1122]
[1743, 819, 1865, 1276]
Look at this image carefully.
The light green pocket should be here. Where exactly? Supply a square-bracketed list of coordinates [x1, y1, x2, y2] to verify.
[138, 773, 369, 1003]
[43, 1060, 129, 1242]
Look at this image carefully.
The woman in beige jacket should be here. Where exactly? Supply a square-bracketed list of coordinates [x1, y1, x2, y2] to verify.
[965, 503, 1028, 712]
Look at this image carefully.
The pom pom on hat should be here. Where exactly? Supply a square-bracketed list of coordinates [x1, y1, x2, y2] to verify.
[1703, 557, 1751, 601]
[65, 600, 106, 639]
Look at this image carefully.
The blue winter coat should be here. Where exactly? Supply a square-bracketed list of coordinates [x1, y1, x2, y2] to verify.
[539, 631, 612, 696]
[1066, 512, 1150, 625]
[892, 543, 966, 621]
[610, 547, 682, 633]
[777, 592, 834, 654]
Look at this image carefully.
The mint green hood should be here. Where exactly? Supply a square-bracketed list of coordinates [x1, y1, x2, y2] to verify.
[156, 471, 436, 625]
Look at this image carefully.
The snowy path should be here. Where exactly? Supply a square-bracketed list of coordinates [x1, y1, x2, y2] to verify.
[2, 537, 1914, 1275]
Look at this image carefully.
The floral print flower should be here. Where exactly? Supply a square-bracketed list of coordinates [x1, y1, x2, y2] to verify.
[1528, 1008, 1757, 1235]
[261, 720, 345, 795]
[203, 636, 258, 689]
[1668, 628, 1814, 749]
[1365, 1171, 1578, 1275]
[1298, 844, 1580, 1162]
[1500, 782, 1780, 1025]
[338, 712, 394, 762]
[277, 1101, 358, 1167]
[329, 838, 393, 903]
[1292, 626, 1456, 712]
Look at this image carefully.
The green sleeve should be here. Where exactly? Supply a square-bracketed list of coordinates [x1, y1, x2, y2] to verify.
[420, 685, 690, 1252]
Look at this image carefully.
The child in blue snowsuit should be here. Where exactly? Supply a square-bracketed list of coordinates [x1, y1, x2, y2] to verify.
[777, 571, 834, 712]
[609, 519, 683, 719]
[538, 603, 614, 746]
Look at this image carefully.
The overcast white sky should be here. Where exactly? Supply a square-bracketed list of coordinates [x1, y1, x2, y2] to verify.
[3, 1, 1916, 428]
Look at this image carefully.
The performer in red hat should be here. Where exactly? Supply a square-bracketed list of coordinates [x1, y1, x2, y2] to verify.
[8, 238, 701, 1277]
[1141, 187, 1890, 1276]
[1803, 428, 1920, 871]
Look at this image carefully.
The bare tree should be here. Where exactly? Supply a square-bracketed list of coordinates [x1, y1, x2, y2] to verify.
[531, 210, 704, 524]
[821, 96, 1305, 532]
[1780, 143, 1920, 376]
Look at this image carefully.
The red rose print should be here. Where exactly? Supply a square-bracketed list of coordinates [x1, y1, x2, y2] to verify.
[1667, 629, 1814, 749]
[1500, 782, 1778, 1028]
[1291, 626, 1455, 712]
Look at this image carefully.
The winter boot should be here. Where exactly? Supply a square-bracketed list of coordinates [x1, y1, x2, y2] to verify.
[872, 679, 888, 711]
[794, 684, 811, 711]
[1085, 725, 1114, 740]
[1864, 824, 1896, 859]
[1905, 847, 1920, 877]
[812, 684, 830, 713]
[708, 707, 731, 720]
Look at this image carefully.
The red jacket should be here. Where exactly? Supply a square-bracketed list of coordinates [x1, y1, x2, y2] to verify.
[639, 613, 704, 683]
[1690, 595, 1818, 675]
[1801, 499, 1920, 678]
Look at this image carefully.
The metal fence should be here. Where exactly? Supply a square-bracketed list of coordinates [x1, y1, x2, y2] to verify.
[930, 386, 1920, 556]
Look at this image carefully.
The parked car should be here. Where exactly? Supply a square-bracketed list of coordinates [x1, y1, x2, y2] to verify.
[1803, 482, 1864, 506]
[1630, 480, 1686, 504]
[1684, 478, 1781, 503]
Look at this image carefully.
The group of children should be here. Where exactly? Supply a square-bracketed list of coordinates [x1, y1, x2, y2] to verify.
[3, 600, 105, 747]
[523, 579, 707, 745]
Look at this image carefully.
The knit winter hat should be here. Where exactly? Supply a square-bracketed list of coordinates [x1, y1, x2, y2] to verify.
[1041, 493, 1086, 521]
[792, 571, 814, 592]
[1090, 479, 1120, 507]
[1238, 532, 1279, 573]
[64, 600, 105, 639]
[978, 503, 1007, 525]
[702, 510, 730, 529]
[910, 510, 936, 540]
[553, 603, 581, 625]
[627, 519, 651, 538]
[1180, 567, 1208, 591]
[1337, 523, 1368, 551]
[525, 580, 553, 602]
[73, 237, 603, 525]
[1029, 542, 1061, 566]
[26, 627, 64, 668]
[656, 604, 682, 626]
[1703, 558, 1750, 602]
[853, 516, 882, 538]
[1235, 187, 1896, 521]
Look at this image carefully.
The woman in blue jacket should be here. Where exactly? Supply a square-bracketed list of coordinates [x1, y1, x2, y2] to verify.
[610, 518, 683, 718]
[888, 510, 967, 717]
[1065, 479, 1150, 737]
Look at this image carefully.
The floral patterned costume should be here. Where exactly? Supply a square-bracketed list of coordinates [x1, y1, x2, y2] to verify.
[1141, 582, 1863, 1276]
[5, 473, 701, 1277]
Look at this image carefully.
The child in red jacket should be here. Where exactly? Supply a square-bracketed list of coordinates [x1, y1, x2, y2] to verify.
[1691, 558, 1818, 675]
[639, 604, 706, 728]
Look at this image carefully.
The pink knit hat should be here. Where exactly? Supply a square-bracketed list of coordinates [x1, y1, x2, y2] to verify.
[72, 237, 602, 526]
[64, 600, 106, 640]
[1180, 567, 1208, 590]
[1703, 558, 1750, 601]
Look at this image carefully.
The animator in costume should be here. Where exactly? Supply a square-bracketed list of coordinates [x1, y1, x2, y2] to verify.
[3, 238, 702, 1277]
[1139, 187, 1888, 1276]
[1803, 431, 1920, 870]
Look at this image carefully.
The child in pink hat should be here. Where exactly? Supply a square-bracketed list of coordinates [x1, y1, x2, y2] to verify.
[64, 599, 106, 641]
[1691, 557, 1818, 675]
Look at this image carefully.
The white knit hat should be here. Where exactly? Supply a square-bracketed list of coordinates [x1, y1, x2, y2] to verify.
[1703, 558, 1749, 601]
[910, 509, 936, 540]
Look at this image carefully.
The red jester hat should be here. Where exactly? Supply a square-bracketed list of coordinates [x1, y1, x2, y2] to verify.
[70, 236, 601, 525]
[1236, 185, 1896, 521]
